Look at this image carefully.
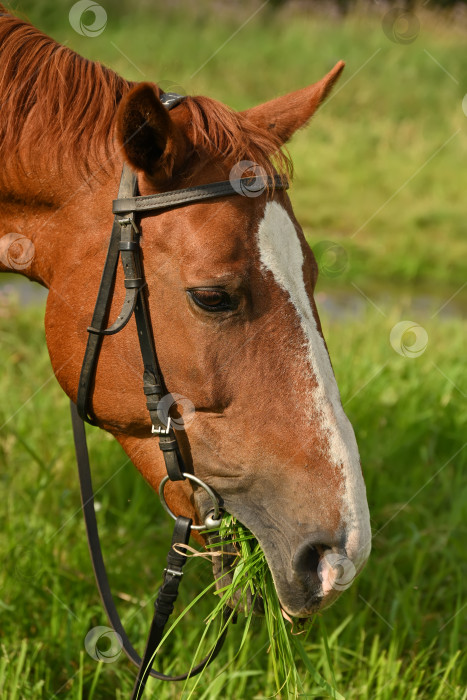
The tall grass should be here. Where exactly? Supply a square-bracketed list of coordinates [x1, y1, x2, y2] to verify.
[155, 515, 344, 699]
[0, 297, 465, 698]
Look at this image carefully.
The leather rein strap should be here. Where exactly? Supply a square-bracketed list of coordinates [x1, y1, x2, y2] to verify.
[71, 91, 289, 697]
[71, 402, 229, 692]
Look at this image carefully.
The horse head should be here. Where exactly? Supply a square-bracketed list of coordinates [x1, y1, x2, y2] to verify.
[98, 63, 371, 617]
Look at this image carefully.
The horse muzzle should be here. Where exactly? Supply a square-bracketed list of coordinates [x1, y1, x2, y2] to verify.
[271, 529, 372, 617]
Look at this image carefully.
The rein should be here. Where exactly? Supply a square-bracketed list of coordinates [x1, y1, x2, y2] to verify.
[71, 92, 289, 699]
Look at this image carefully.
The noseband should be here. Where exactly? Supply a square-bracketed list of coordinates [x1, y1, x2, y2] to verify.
[71, 92, 289, 699]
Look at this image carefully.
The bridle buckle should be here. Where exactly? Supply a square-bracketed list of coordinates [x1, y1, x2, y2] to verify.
[118, 216, 139, 234]
[152, 417, 171, 435]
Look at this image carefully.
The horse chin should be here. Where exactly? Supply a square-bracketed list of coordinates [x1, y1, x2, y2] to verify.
[279, 590, 339, 619]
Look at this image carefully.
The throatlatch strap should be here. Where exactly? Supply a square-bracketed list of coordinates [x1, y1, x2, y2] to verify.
[76, 165, 137, 424]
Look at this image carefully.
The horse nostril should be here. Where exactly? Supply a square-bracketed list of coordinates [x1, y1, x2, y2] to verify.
[293, 538, 358, 603]
[292, 540, 332, 585]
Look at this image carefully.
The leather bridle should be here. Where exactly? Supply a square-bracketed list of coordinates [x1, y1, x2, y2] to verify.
[70, 92, 289, 699]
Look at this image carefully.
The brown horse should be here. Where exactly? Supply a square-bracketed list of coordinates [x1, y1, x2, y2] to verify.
[0, 8, 371, 617]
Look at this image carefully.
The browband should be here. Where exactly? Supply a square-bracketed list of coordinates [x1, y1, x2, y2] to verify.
[113, 174, 288, 215]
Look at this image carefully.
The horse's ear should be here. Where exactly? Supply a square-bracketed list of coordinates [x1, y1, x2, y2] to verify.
[241, 61, 345, 146]
[116, 83, 184, 179]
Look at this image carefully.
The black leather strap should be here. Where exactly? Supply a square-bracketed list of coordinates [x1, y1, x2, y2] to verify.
[71, 402, 230, 694]
[76, 163, 185, 481]
[76, 166, 137, 424]
[113, 174, 288, 215]
[70, 400, 159, 673]
[159, 91, 186, 110]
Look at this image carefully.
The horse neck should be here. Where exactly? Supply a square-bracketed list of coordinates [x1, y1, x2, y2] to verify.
[0, 136, 121, 286]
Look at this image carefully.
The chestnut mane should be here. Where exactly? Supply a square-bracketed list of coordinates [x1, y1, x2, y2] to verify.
[0, 7, 290, 186]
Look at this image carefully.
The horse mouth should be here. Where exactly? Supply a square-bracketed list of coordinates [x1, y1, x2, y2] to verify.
[206, 532, 341, 620]
[208, 540, 316, 626]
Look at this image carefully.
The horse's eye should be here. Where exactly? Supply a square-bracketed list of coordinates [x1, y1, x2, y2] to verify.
[188, 288, 235, 312]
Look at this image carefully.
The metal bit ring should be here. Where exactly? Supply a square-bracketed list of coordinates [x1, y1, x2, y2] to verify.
[159, 473, 222, 531]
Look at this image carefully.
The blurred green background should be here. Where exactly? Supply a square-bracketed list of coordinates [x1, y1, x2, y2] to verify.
[0, 1, 466, 698]
[8, 0, 467, 291]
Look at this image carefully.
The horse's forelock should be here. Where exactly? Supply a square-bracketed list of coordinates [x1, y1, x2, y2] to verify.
[183, 95, 292, 182]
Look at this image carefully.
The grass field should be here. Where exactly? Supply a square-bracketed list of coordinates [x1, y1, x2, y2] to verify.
[1, 299, 465, 699]
[1, 1, 466, 699]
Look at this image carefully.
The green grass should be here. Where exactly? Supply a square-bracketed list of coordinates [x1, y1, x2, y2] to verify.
[1, 2, 466, 698]
[155, 515, 342, 700]
[0, 297, 465, 698]
[9, 0, 467, 291]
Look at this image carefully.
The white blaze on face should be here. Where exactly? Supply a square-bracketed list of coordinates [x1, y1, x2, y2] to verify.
[256, 202, 371, 570]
